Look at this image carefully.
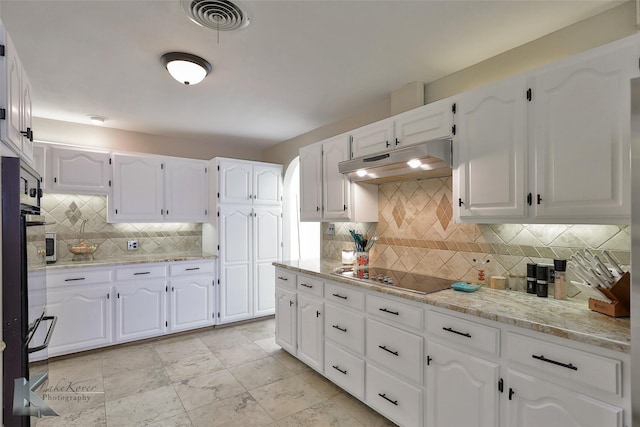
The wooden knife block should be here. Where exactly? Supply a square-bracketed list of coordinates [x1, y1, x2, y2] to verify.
[588, 272, 630, 318]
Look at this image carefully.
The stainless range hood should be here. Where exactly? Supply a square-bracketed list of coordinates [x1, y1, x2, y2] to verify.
[338, 139, 452, 184]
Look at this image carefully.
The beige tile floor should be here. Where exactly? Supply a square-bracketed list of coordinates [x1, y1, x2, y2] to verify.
[32, 318, 396, 427]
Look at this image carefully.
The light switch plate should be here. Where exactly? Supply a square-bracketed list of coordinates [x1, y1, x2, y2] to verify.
[327, 224, 335, 235]
[127, 240, 138, 250]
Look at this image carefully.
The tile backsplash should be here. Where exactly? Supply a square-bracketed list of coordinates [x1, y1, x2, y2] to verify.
[42, 194, 202, 262]
[322, 177, 630, 292]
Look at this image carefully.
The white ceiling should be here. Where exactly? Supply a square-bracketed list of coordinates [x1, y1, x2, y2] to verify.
[0, 0, 622, 150]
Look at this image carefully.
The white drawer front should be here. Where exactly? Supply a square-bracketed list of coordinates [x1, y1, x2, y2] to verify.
[297, 274, 323, 297]
[506, 332, 622, 397]
[325, 304, 365, 355]
[169, 261, 214, 276]
[367, 293, 423, 330]
[367, 319, 423, 382]
[47, 268, 111, 287]
[366, 363, 422, 427]
[427, 310, 500, 357]
[325, 282, 364, 311]
[115, 264, 166, 281]
[275, 269, 296, 290]
[325, 341, 365, 400]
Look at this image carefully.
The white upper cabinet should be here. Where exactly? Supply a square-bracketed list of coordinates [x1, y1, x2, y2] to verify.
[164, 157, 208, 222]
[394, 98, 454, 148]
[530, 42, 637, 223]
[51, 146, 111, 194]
[350, 119, 393, 158]
[217, 158, 282, 206]
[110, 153, 208, 223]
[322, 134, 352, 220]
[455, 75, 528, 220]
[299, 143, 323, 221]
[32, 143, 47, 189]
[110, 154, 164, 222]
[0, 26, 34, 163]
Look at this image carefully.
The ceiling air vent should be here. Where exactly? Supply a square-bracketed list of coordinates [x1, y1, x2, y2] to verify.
[181, 0, 251, 31]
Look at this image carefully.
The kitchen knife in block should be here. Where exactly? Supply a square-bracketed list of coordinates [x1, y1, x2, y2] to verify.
[588, 272, 630, 317]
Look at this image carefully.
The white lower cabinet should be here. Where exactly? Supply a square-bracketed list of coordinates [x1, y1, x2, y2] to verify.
[505, 369, 623, 427]
[324, 341, 365, 400]
[275, 286, 297, 354]
[169, 276, 214, 332]
[367, 318, 423, 382]
[297, 293, 324, 372]
[114, 280, 167, 343]
[367, 363, 423, 427]
[425, 341, 500, 427]
[46, 284, 113, 357]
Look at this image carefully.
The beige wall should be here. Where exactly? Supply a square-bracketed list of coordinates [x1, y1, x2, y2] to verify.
[262, 1, 638, 169]
[34, 117, 264, 161]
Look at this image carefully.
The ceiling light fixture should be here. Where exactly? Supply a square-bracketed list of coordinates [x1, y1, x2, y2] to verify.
[88, 115, 107, 125]
[161, 52, 212, 85]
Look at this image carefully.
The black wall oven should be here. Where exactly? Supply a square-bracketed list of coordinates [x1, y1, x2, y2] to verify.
[2, 157, 57, 426]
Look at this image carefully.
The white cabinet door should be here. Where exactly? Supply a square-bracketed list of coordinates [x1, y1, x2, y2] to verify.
[506, 369, 623, 427]
[115, 281, 167, 343]
[253, 207, 281, 317]
[1, 30, 23, 153]
[218, 159, 252, 204]
[426, 341, 500, 427]
[32, 143, 47, 190]
[169, 276, 214, 332]
[218, 205, 252, 324]
[164, 158, 208, 222]
[394, 98, 454, 149]
[51, 147, 111, 194]
[46, 285, 113, 357]
[20, 71, 33, 162]
[350, 119, 393, 158]
[299, 143, 323, 221]
[531, 44, 636, 222]
[111, 154, 164, 222]
[456, 75, 528, 220]
[322, 135, 351, 220]
[297, 294, 323, 372]
[254, 164, 282, 205]
[275, 287, 296, 354]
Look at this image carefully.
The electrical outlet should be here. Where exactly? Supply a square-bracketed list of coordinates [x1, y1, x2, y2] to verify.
[127, 240, 138, 250]
[327, 224, 335, 235]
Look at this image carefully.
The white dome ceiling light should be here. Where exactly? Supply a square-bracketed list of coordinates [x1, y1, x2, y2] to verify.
[161, 52, 212, 85]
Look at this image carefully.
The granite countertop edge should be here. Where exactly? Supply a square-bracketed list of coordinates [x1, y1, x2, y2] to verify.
[274, 260, 630, 354]
[46, 252, 217, 270]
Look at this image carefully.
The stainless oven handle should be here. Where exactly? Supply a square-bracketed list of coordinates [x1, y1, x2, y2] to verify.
[27, 316, 57, 354]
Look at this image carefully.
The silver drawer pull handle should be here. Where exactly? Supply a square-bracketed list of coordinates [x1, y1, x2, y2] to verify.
[185, 267, 200, 271]
[443, 327, 471, 338]
[379, 307, 399, 316]
[532, 354, 577, 371]
[332, 325, 347, 333]
[378, 393, 398, 406]
[300, 283, 313, 288]
[64, 277, 85, 282]
[133, 272, 151, 275]
[378, 345, 399, 356]
[332, 365, 347, 375]
[332, 293, 347, 300]
[277, 276, 288, 281]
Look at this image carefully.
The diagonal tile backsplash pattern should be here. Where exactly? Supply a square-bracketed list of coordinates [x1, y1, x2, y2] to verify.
[42, 194, 203, 262]
[322, 177, 630, 292]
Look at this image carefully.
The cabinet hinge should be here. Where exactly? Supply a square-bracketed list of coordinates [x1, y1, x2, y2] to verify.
[212, 313, 215, 318]
[217, 192, 220, 198]
[526, 88, 532, 102]
[217, 165, 220, 171]
[217, 312, 220, 318]
[165, 285, 168, 292]
[217, 245, 220, 251]
[451, 125, 456, 136]
[498, 378, 504, 393]
[217, 211, 220, 217]
[161, 163, 164, 170]
[217, 279, 220, 284]
[458, 198, 463, 207]
[109, 158, 112, 165]
[0, 45, 5, 57]
[108, 180, 112, 187]
[426, 355, 432, 366]
[508, 388, 515, 400]
[165, 321, 168, 327]
[115, 209, 118, 214]
[0, 108, 5, 120]
[452, 103, 456, 114]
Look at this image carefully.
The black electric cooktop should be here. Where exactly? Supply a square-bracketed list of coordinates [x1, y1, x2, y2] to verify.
[331, 266, 453, 295]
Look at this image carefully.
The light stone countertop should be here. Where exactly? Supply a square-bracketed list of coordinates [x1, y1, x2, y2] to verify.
[46, 251, 217, 270]
[274, 259, 631, 354]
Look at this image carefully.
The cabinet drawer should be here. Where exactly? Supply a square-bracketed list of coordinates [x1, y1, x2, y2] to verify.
[325, 341, 365, 400]
[367, 293, 423, 330]
[115, 264, 167, 281]
[366, 363, 422, 427]
[275, 269, 296, 290]
[366, 319, 423, 382]
[297, 275, 323, 297]
[169, 261, 214, 276]
[47, 268, 111, 288]
[325, 304, 365, 355]
[427, 310, 500, 357]
[506, 332, 622, 397]
[325, 282, 364, 311]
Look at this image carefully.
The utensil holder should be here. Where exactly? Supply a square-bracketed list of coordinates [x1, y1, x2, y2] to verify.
[588, 272, 630, 318]
[354, 252, 369, 268]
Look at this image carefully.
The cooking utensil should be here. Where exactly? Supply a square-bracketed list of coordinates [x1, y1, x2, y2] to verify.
[589, 267, 610, 288]
[365, 236, 378, 251]
[593, 255, 615, 282]
[584, 248, 596, 262]
[570, 280, 613, 304]
[603, 250, 625, 275]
